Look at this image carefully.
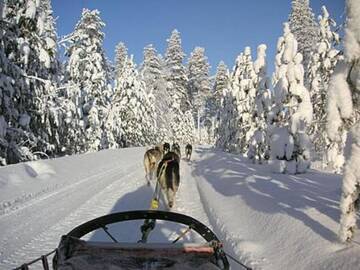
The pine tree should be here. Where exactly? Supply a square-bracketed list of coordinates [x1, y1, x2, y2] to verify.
[289, 0, 318, 83]
[213, 61, 229, 111]
[63, 9, 111, 152]
[112, 56, 157, 146]
[164, 29, 189, 113]
[187, 47, 211, 142]
[1, 0, 62, 163]
[114, 42, 128, 80]
[215, 89, 237, 151]
[248, 44, 272, 163]
[327, 0, 360, 242]
[140, 44, 172, 141]
[213, 61, 229, 144]
[230, 47, 257, 153]
[269, 23, 313, 174]
[308, 6, 342, 171]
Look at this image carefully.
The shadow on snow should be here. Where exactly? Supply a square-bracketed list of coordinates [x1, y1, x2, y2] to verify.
[192, 146, 344, 242]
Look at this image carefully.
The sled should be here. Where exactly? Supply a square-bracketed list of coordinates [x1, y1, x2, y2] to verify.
[49, 210, 230, 270]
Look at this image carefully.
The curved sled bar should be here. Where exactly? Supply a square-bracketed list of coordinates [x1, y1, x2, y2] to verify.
[68, 210, 217, 242]
[65, 210, 230, 269]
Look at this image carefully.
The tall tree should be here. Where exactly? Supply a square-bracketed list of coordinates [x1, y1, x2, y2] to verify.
[230, 47, 257, 153]
[289, 0, 318, 83]
[269, 23, 313, 174]
[114, 42, 128, 80]
[308, 6, 342, 171]
[187, 47, 211, 141]
[164, 29, 189, 113]
[140, 44, 172, 142]
[64, 9, 111, 152]
[213, 61, 229, 111]
[248, 44, 272, 163]
[1, 0, 62, 163]
[327, 0, 360, 242]
[112, 55, 157, 146]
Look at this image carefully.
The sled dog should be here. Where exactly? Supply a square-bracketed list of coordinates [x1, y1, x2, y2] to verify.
[144, 147, 163, 185]
[163, 142, 170, 154]
[172, 142, 181, 159]
[157, 152, 180, 208]
[185, 144, 193, 161]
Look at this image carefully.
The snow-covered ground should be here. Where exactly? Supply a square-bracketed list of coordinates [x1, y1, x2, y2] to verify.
[0, 146, 359, 269]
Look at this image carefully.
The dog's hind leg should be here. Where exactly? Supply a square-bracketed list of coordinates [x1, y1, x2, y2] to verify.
[167, 188, 175, 208]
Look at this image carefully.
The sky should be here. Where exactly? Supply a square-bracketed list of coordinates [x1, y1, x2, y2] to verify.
[52, 0, 345, 75]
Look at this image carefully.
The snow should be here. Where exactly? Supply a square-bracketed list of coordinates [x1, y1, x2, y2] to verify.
[0, 146, 359, 269]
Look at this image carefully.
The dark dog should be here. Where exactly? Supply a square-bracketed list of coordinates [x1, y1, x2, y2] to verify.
[163, 142, 170, 154]
[185, 144, 192, 161]
[172, 142, 181, 159]
[157, 152, 180, 208]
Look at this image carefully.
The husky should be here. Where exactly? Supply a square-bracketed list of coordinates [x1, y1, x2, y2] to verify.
[172, 142, 181, 159]
[163, 142, 170, 154]
[143, 147, 163, 185]
[185, 144, 192, 161]
[157, 152, 180, 208]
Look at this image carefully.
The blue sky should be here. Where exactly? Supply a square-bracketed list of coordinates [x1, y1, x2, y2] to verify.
[52, 0, 345, 75]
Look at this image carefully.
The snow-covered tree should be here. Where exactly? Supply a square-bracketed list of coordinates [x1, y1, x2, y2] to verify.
[213, 61, 229, 111]
[212, 61, 230, 144]
[230, 47, 257, 153]
[269, 23, 313, 174]
[187, 47, 211, 141]
[63, 9, 111, 152]
[289, 0, 318, 83]
[1, 0, 62, 163]
[164, 29, 189, 113]
[248, 44, 272, 163]
[140, 44, 172, 141]
[308, 6, 342, 171]
[114, 42, 128, 80]
[328, 0, 360, 242]
[171, 110, 195, 144]
[112, 55, 157, 146]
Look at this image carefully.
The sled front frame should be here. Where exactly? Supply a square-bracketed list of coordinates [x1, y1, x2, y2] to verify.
[65, 210, 229, 269]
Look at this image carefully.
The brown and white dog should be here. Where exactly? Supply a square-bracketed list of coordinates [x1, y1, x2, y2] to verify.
[156, 151, 180, 208]
[143, 147, 163, 185]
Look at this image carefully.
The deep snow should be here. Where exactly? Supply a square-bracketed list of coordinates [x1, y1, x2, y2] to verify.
[0, 146, 359, 269]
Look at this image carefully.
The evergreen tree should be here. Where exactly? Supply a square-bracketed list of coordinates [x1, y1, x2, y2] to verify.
[114, 42, 128, 80]
[215, 88, 237, 151]
[248, 44, 272, 163]
[187, 47, 211, 141]
[164, 29, 189, 113]
[327, 0, 360, 242]
[112, 56, 157, 146]
[213, 61, 229, 144]
[140, 44, 172, 142]
[1, 0, 62, 163]
[289, 0, 318, 83]
[230, 47, 257, 153]
[63, 9, 111, 152]
[213, 61, 229, 111]
[308, 6, 342, 171]
[269, 23, 313, 174]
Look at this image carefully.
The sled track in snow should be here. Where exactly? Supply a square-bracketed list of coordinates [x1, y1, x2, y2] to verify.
[192, 164, 262, 270]
[0, 162, 143, 269]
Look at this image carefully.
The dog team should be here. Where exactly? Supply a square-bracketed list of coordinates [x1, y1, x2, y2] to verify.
[143, 143, 193, 208]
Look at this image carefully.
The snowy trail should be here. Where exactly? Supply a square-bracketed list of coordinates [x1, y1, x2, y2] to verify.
[1, 146, 359, 270]
[0, 148, 215, 269]
[0, 149, 146, 269]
